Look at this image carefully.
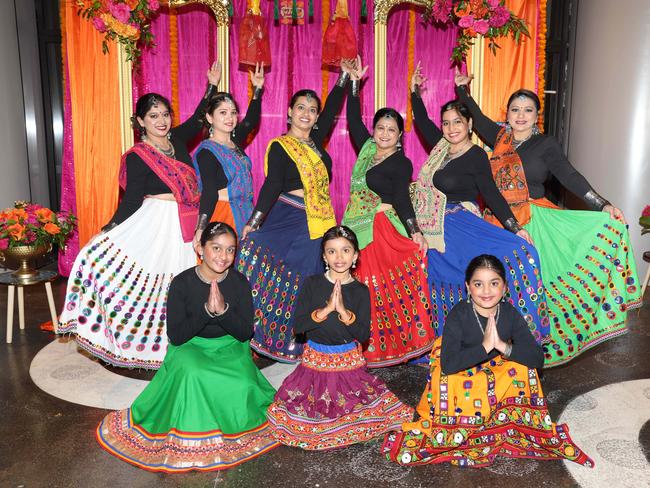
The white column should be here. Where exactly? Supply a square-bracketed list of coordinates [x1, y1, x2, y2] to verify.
[0, 1, 30, 208]
[568, 0, 650, 269]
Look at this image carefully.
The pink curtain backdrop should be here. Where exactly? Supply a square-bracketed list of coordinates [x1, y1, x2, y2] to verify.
[58, 59, 80, 276]
[59, 2, 458, 273]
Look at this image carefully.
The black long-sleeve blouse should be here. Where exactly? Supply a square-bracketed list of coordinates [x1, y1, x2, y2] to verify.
[455, 86, 601, 207]
[293, 274, 371, 345]
[252, 84, 346, 216]
[347, 86, 417, 229]
[411, 92, 516, 227]
[166, 267, 254, 346]
[106, 92, 210, 227]
[440, 301, 544, 375]
[195, 97, 262, 216]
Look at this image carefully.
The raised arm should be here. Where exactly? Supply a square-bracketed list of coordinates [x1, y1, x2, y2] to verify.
[346, 83, 371, 150]
[410, 62, 444, 148]
[310, 72, 349, 145]
[171, 61, 221, 145]
[454, 70, 500, 147]
[233, 63, 264, 146]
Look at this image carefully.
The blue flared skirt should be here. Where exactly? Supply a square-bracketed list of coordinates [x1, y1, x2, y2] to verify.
[427, 204, 550, 342]
[237, 193, 323, 362]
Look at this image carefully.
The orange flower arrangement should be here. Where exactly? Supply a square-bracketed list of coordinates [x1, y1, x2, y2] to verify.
[0, 201, 76, 251]
[76, 0, 160, 61]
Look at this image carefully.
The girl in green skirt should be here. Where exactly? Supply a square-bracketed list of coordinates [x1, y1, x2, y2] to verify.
[97, 222, 279, 472]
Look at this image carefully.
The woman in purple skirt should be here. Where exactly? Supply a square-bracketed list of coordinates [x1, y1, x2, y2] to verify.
[266, 226, 413, 450]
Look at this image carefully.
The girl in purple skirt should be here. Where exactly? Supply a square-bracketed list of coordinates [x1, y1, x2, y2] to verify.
[266, 226, 413, 450]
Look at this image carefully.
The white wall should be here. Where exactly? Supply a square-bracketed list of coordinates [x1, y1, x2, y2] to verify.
[568, 0, 650, 272]
[0, 0, 30, 208]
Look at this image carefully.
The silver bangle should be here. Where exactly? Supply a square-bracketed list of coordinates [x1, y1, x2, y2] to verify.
[351, 79, 360, 97]
[253, 86, 263, 99]
[584, 190, 610, 211]
[204, 83, 216, 100]
[503, 343, 513, 358]
[205, 302, 229, 318]
[246, 210, 265, 230]
[336, 71, 350, 87]
[195, 214, 209, 233]
[405, 218, 422, 236]
[504, 217, 523, 234]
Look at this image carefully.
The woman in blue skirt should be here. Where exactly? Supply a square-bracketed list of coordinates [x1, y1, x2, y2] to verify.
[410, 64, 549, 343]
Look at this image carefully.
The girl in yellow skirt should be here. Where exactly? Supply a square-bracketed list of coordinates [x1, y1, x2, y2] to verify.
[383, 255, 593, 468]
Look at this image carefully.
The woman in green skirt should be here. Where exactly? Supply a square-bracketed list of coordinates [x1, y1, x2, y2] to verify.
[454, 72, 642, 366]
[97, 222, 279, 472]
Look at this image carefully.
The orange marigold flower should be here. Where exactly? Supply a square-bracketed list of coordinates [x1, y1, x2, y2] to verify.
[44, 222, 61, 235]
[126, 0, 140, 8]
[7, 223, 26, 241]
[455, 3, 470, 16]
[35, 208, 55, 222]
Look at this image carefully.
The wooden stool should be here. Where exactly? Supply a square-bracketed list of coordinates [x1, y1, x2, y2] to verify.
[1, 270, 59, 343]
[641, 251, 650, 303]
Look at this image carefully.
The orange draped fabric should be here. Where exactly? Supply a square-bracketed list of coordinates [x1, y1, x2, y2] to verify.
[479, 0, 542, 123]
[65, 3, 121, 247]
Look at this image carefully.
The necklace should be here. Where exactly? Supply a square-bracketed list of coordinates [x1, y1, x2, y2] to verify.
[144, 136, 175, 158]
[512, 133, 532, 150]
[294, 136, 322, 157]
[372, 149, 398, 167]
[325, 270, 354, 285]
[195, 266, 229, 284]
[471, 302, 500, 334]
[441, 141, 473, 169]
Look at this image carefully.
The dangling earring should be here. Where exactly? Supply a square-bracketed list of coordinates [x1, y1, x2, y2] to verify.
[466, 289, 471, 303]
[396, 139, 402, 149]
[287, 115, 292, 126]
[324, 259, 329, 271]
[167, 132, 171, 140]
[352, 260, 357, 269]
[505, 122, 512, 134]
[209, 126, 214, 136]
[501, 293, 507, 302]
[313, 123, 319, 131]
[139, 126, 146, 137]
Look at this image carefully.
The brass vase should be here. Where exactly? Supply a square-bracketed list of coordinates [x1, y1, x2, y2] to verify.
[0, 244, 52, 284]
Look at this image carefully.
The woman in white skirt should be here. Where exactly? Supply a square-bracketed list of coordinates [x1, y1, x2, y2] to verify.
[58, 63, 221, 369]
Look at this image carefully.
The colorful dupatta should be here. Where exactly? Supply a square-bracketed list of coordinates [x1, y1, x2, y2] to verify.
[341, 139, 407, 250]
[267, 136, 335, 240]
[120, 143, 200, 242]
[192, 140, 254, 236]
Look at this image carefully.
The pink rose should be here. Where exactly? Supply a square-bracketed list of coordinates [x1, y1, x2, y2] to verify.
[147, 0, 160, 11]
[0, 238, 8, 250]
[474, 19, 490, 35]
[25, 231, 36, 244]
[458, 15, 475, 28]
[487, 0, 500, 8]
[92, 16, 108, 32]
[489, 6, 510, 27]
[108, 1, 132, 24]
[642, 205, 650, 217]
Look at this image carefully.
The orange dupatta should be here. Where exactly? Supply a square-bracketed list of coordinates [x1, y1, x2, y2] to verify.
[484, 128, 557, 228]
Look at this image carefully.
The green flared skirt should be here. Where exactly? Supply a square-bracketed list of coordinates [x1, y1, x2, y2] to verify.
[525, 205, 642, 366]
[97, 335, 279, 472]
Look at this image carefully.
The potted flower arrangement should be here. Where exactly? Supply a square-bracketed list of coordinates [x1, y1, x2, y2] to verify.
[76, 0, 161, 61]
[0, 201, 77, 283]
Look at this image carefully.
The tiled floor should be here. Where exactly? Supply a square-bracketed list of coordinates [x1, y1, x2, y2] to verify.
[0, 273, 647, 488]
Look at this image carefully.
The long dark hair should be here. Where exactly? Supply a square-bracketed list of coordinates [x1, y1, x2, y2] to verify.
[464, 254, 506, 284]
[200, 221, 237, 247]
